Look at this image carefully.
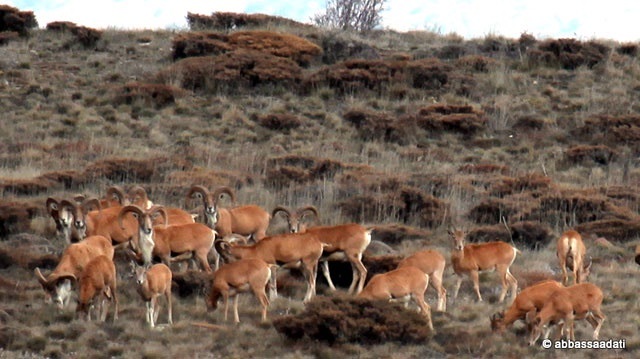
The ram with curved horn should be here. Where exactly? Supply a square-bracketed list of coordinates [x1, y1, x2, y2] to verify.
[128, 185, 194, 225]
[271, 205, 372, 295]
[119, 205, 216, 271]
[73, 186, 128, 210]
[187, 185, 269, 242]
[58, 197, 102, 243]
[34, 235, 114, 310]
[271, 205, 319, 234]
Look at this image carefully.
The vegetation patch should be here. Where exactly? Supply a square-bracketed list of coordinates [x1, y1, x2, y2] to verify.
[172, 30, 322, 66]
[46, 21, 102, 48]
[158, 50, 303, 94]
[272, 296, 432, 345]
[186, 11, 310, 31]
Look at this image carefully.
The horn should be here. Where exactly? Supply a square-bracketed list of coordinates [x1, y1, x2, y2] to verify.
[186, 185, 211, 203]
[127, 185, 149, 206]
[46, 197, 60, 215]
[59, 199, 80, 215]
[214, 238, 231, 255]
[118, 205, 145, 230]
[148, 205, 168, 226]
[53, 274, 77, 284]
[34, 267, 49, 286]
[296, 205, 319, 220]
[106, 185, 127, 205]
[271, 206, 292, 218]
[584, 256, 593, 268]
[212, 186, 236, 204]
[72, 194, 86, 203]
[81, 197, 101, 213]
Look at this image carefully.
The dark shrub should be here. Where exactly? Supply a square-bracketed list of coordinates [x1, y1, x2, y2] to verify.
[37, 170, 87, 190]
[172, 30, 322, 66]
[272, 296, 432, 344]
[320, 32, 380, 64]
[254, 113, 302, 132]
[617, 43, 638, 57]
[0, 201, 39, 237]
[46, 21, 102, 48]
[114, 82, 186, 108]
[158, 50, 303, 94]
[529, 38, 610, 70]
[575, 219, 640, 243]
[83, 157, 157, 182]
[510, 221, 553, 250]
[415, 104, 486, 137]
[370, 224, 430, 245]
[564, 145, 618, 166]
[0, 5, 37, 36]
[466, 225, 511, 243]
[343, 108, 417, 144]
[489, 172, 552, 197]
[0, 31, 18, 45]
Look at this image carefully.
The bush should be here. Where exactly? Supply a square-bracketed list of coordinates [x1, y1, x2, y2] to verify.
[158, 50, 303, 94]
[83, 157, 158, 182]
[114, 82, 186, 108]
[0, 5, 37, 36]
[528, 38, 610, 70]
[415, 104, 486, 137]
[564, 145, 618, 166]
[186, 12, 309, 31]
[172, 30, 322, 66]
[46, 21, 102, 48]
[272, 296, 432, 344]
[254, 113, 302, 132]
[342, 108, 417, 144]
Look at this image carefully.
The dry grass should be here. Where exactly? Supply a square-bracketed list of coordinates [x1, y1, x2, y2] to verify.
[0, 8, 639, 358]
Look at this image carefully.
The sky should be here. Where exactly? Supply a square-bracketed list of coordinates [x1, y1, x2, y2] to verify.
[6, 0, 640, 42]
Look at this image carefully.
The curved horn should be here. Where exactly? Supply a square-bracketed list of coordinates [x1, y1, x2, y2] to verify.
[271, 206, 292, 219]
[186, 185, 211, 203]
[212, 186, 236, 204]
[118, 205, 145, 230]
[584, 256, 593, 269]
[50, 273, 77, 286]
[81, 197, 101, 213]
[296, 205, 319, 220]
[72, 194, 86, 203]
[148, 205, 168, 227]
[59, 199, 80, 214]
[214, 238, 231, 255]
[128, 185, 148, 201]
[46, 197, 60, 215]
[34, 267, 49, 286]
[106, 185, 127, 205]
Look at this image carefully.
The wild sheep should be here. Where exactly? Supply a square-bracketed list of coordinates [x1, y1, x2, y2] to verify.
[34, 235, 114, 310]
[557, 230, 592, 285]
[187, 185, 270, 242]
[528, 283, 605, 346]
[207, 258, 273, 323]
[134, 263, 173, 328]
[397, 249, 447, 311]
[449, 229, 519, 303]
[75, 255, 118, 322]
[357, 266, 433, 331]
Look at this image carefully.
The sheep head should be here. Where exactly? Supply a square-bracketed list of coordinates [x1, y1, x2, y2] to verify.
[59, 197, 100, 242]
[128, 185, 152, 209]
[34, 268, 76, 310]
[272, 205, 319, 233]
[187, 185, 217, 227]
[118, 205, 167, 266]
